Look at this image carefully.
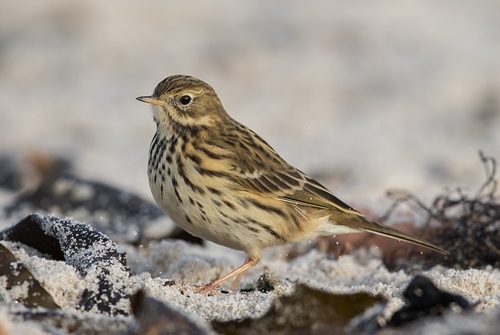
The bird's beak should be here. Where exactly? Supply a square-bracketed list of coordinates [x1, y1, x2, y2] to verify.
[136, 96, 166, 107]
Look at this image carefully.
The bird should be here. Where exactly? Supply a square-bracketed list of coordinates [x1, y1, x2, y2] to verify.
[137, 75, 447, 293]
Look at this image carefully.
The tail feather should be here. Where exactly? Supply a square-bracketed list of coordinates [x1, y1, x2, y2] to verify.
[358, 219, 448, 255]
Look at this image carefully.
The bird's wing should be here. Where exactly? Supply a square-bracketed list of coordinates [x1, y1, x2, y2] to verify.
[206, 123, 449, 255]
[214, 123, 364, 217]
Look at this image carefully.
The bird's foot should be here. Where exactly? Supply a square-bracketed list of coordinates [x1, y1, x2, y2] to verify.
[189, 283, 224, 295]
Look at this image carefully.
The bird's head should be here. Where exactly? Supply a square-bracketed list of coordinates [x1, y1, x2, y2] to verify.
[137, 75, 227, 133]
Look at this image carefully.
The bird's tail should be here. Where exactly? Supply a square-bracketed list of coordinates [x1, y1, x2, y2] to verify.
[353, 217, 448, 254]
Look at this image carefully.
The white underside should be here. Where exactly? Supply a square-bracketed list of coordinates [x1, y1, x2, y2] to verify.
[298, 215, 361, 241]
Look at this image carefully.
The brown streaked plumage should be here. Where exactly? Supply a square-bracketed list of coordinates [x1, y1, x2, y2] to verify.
[137, 75, 447, 293]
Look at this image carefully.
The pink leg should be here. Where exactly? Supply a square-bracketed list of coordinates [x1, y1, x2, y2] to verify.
[230, 273, 244, 291]
[195, 257, 258, 293]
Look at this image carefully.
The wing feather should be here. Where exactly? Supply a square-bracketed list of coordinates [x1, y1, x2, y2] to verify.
[213, 122, 363, 217]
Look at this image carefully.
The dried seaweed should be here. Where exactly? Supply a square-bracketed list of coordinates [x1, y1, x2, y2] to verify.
[383, 151, 500, 270]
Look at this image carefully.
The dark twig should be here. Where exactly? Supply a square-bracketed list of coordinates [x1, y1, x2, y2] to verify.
[383, 151, 500, 270]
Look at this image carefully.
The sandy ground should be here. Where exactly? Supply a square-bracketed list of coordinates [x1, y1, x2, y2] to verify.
[0, 1, 500, 334]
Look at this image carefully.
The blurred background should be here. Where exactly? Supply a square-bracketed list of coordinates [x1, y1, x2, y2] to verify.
[1, 0, 499, 207]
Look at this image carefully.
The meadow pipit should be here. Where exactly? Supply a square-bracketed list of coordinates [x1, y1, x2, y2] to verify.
[137, 75, 447, 292]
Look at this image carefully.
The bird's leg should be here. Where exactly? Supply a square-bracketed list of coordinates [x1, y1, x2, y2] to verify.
[194, 257, 258, 293]
[230, 273, 244, 291]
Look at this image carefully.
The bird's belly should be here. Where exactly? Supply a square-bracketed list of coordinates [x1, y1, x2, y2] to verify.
[149, 174, 287, 252]
[149, 176, 182, 223]
[149, 177, 249, 251]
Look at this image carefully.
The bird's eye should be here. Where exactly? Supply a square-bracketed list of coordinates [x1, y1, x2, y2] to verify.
[179, 95, 192, 105]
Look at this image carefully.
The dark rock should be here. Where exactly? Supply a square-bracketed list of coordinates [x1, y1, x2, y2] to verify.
[0, 243, 60, 310]
[1, 214, 130, 315]
[212, 284, 383, 335]
[387, 275, 472, 327]
[5, 172, 165, 245]
[128, 290, 210, 335]
[1, 153, 202, 246]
